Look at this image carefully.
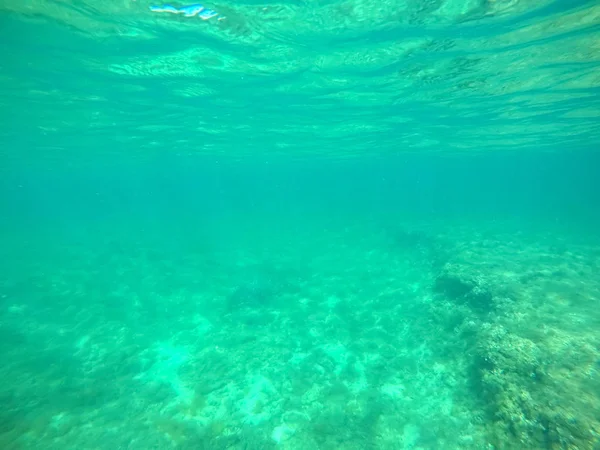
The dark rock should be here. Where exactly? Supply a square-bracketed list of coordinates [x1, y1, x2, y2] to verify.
[434, 266, 494, 312]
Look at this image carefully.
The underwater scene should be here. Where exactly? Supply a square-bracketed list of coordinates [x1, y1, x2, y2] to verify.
[0, 1, 599, 449]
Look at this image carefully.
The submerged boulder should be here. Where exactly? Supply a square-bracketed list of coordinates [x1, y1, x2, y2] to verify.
[434, 264, 494, 312]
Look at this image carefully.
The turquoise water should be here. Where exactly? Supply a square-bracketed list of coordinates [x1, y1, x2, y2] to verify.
[1, 1, 599, 449]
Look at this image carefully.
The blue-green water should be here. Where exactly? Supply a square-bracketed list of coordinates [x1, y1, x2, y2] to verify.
[1, 1, 599, 449]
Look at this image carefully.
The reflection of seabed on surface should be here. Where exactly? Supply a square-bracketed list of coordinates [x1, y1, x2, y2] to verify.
[149, 3, 221, 20]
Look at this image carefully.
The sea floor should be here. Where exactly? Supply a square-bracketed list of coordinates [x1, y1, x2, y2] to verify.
[1, 213, 599, 449]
